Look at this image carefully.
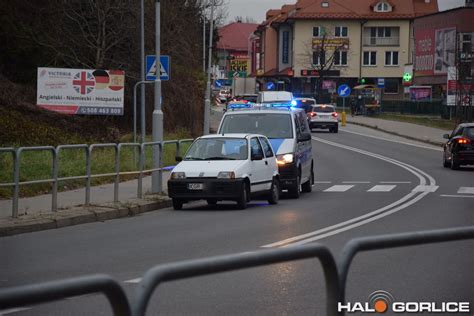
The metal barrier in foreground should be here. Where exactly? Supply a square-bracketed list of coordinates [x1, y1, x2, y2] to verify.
[0, 227, 472, 315]
[0, 139, 194, 218]
[0, 274, 131, 316]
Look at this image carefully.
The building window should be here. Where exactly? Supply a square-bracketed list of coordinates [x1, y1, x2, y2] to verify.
[385, 51, 399, 66]
[366, 27, 399, 46]
[313, 26, 321, 37]
[334, 51, 347, 66]
[313, 51, 326, 65]
[282, 31, 289, 64]
[335, 26, 348, 37]
[321, 2, 329, 8]
[384, 78, 399, 94]
[374, 2, 391, 12]
[363, 51, 376, 66]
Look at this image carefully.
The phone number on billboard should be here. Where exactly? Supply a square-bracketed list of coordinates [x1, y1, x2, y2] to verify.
[78, 107, 123, 115]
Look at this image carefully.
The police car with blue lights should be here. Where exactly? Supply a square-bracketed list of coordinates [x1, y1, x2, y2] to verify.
[217, 96, 314, 198]
[168, 134, 280, 210]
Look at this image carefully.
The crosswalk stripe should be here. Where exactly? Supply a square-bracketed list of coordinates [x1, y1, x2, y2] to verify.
[367, 185, 396, 192]
[124, 278, 142, 284]
[457, 187, 474, 194]
[324, 185, 354, 192]
[412, 185, 439, 193]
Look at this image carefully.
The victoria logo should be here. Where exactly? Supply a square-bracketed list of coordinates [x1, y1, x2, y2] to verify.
[338, 290, 470, 313]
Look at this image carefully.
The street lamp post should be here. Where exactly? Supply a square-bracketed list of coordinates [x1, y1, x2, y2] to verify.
[151, 0, 163, 193]
[203, 0, 215, 135]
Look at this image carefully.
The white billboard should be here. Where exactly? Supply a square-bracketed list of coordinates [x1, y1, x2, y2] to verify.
[37, 67, 125, 115]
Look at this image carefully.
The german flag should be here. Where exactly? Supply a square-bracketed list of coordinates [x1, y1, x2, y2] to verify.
[93, 69, 110, 90]
[108, 70, 125, 91]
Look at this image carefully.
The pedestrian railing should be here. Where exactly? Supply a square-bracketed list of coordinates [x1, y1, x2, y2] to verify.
[0, 226, 472, 316]
[0, 139, 194, 218]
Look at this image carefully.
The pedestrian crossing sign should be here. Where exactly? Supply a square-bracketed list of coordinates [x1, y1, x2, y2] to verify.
[146, 55, 170, 81]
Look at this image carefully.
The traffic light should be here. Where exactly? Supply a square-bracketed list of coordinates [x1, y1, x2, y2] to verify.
[359, 78, 366, 84]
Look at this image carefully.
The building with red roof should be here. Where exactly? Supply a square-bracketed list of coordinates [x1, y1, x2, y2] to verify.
[215, 21, 258, 79]
[253, 0, 439, 101]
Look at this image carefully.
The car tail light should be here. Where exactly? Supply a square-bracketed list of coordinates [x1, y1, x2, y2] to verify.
[309, 112, 317, 117]
[457, 138, 470, 144]
[332, 112, 338, 117]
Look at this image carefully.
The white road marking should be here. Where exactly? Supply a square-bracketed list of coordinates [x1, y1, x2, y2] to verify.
[323, 185, 354, 192]
[368, 185, 396, 192]
[380, 181, 412, 184]
[412, 185, 439, 193]
[342, 181, 370, 184]
[440, 195, 474, 199]
[314, 181, 332, 184]
[457, 187, 474, 194]
[124, 278, 142, 284]
[341, 129, 443, 151]
[0, 308, 32, 315]
[261, 136, 437, 248]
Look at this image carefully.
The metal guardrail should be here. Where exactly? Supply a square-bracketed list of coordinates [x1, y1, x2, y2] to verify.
[0, 139, 194, 218]
[0, 227, 472, 315]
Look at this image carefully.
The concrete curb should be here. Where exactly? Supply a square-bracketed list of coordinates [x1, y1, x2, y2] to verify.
[347, 121, 445, 147]
[0, 197, 172, 237]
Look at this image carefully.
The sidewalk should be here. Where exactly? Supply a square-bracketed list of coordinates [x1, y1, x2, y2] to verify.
[346, 115, 448, 146]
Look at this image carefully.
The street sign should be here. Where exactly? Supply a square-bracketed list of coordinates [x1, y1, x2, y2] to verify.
[146, 55, 170, 81]
[337, 84, 351, 97]
[377, 78, 385, 88]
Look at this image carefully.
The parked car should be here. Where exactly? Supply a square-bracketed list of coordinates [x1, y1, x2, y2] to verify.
[442, 122, 474, 170]
[307, 104, 339, 133]
[216, 89, 231, 104]
[168, 134, 279, 210]
[218, 106, 314, 198]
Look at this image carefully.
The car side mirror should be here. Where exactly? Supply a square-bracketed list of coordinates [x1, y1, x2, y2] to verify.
[175, 156, 182, 162]
[298, 133, 312, 142]
[443, 134, 450, 139]
[251, 152, 263, 161]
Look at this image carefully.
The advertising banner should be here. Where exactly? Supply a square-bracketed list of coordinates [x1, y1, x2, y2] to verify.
[312, 38, 350, 50]
[37, 67, 125, 115]
[415, 27, 456, 76]
[409, 86, 432, 101]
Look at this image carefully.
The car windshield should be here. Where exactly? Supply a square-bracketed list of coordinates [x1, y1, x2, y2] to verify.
[235, 95, 257, 103]
[220, 113, 293, 139]
[184, 138, 248, 161]
[313, 106, 334, 113]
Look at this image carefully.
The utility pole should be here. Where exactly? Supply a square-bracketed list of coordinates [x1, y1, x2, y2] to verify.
[203, 0, 214, 135]
[152, 0, 163, 193]
[140, 0, 145, 143]
[203, 17, 206, 73]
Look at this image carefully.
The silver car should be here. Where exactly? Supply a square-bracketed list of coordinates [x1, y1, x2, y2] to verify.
[308, 104, 339, 133]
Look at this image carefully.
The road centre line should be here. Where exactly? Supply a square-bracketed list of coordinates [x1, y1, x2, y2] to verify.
[341, 129, 443, 152]
[314, 181, 332, 184]
[440, 195, 474, 199]
[380, 181, 412, 184]
[342, 181, 370, 184]
[261, 136, 436, 248]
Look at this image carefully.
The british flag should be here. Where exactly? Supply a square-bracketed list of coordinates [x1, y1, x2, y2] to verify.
[73, 71, 95, 95]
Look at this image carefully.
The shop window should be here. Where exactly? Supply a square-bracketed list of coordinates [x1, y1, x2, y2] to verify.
[384, 78, 399, 94]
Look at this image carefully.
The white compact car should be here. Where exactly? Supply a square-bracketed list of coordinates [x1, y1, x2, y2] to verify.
[308, 104, 339, 133]
[168, 134, 279, 210]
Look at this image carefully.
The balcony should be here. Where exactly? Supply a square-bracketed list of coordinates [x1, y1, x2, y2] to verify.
[363, 37, 400, 46]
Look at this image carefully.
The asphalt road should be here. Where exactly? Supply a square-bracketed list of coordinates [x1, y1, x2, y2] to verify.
[1, 124, 473, 315]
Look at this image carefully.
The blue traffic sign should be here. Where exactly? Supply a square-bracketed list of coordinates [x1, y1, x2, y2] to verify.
[266, 82, 275, 90]
[337, 84, 351, 97]
[146, 55, 170, 81]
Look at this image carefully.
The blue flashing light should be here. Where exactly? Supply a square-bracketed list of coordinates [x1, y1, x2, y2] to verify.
[229, 102, 252, 109]
[291, 100, 297, 106]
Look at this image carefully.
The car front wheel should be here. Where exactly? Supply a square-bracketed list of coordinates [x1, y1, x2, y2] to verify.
[172, 198, 183, 210]
[267, 178, 279, 205]
[236, 182, 248, 209]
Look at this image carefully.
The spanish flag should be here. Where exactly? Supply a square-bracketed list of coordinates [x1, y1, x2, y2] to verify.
[108, 70, 125, 91]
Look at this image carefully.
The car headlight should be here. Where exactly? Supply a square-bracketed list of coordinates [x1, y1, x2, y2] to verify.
[217, 171, 235, 179]
[276, 153, 294, 165]
[171, 172, 186, 179]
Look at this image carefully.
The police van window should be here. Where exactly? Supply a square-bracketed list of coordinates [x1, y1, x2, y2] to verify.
[294, 116, 301, 137]
[259, 137, 274, 158]
[297, 112, 309, 133]
[250, 137, 264, 157]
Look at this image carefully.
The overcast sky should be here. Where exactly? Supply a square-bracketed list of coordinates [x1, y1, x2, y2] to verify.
[225, 0, 466, 24]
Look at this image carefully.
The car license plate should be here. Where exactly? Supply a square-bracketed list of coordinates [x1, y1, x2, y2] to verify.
[188, 183, 203, 190]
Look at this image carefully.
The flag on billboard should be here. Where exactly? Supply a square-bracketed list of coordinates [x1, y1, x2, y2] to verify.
[93, 69, 110, 90]
[73, 71, 95, 95]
